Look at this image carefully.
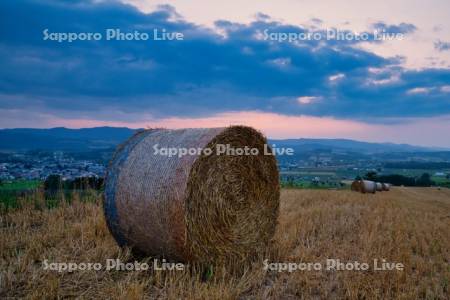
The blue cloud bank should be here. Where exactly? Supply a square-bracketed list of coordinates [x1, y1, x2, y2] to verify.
[0, 0, 449, 122]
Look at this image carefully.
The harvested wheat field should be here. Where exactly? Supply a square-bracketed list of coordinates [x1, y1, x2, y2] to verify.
[1, 187, 449, 299]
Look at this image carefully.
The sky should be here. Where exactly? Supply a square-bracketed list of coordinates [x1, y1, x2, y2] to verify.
[1, 0, 450, 146]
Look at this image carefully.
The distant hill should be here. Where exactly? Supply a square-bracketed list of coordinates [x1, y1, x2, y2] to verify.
[268, 138, 438, 153]
[0, 127, 444, 153]
[0, 127, 138, 151]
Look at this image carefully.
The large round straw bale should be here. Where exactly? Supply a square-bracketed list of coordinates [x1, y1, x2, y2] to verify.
[104, 126, 280, 263]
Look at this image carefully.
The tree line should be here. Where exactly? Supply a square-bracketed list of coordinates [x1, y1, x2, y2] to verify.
[361, 171, 435, 187]
[44, 175, 104, 192]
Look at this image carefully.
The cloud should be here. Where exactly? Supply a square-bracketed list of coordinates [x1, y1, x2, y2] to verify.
[0, 0, 449, 126]
[329, 73, 345, 82]
[310, 18, 323, 25]
[371, 22, 417, 34]
[297, 96, 320, 105]
[440, 85, 450, 93]
[407, 87, 431, 94]
[434, 40, 450, 52]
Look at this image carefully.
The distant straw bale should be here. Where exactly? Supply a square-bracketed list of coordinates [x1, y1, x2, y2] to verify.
[376, 182, 383, 192]
[351, 180, 377, 194]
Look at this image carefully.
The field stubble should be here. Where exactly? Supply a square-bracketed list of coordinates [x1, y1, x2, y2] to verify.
[0, 187, 449, 299]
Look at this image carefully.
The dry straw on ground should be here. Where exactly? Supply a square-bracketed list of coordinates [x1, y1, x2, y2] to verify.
[1, 188, 449, 299]
[104, 126, 280, 263]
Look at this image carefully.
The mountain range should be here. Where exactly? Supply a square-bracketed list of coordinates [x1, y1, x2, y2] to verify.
[0, 127, 445, 153]
[0, 127, 134, 151]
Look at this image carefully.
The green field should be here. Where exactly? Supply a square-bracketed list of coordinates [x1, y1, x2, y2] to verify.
[0, 180, 41, 191]
[280, 179, 347, 190]
[281, 171, 336, 176]
[0, 180, 41, 211]
[0, 180, 101, 212]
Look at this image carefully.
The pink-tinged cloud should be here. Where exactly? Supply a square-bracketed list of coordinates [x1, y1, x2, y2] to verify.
[146, 112, 450, 148]
[46, 111, 372, 139]
[148, 111, 373, 139]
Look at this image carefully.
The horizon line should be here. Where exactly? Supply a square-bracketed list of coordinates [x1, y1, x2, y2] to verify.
[1, 126, 449, 150]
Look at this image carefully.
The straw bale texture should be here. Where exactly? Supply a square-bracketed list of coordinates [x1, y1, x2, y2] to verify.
[104, 126, 280, 262]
